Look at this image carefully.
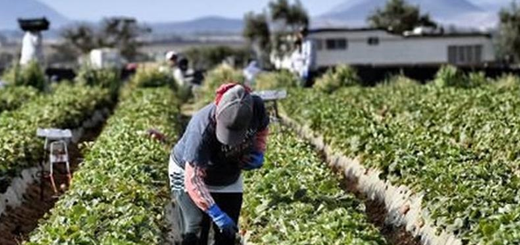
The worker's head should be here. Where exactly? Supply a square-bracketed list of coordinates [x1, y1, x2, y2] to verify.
[178, 57, 189, 71]
[215, 84, 253, 146]
[297, 26, 309, 40]
[294, 39, 303, 51]
[166, 51, 178, 66]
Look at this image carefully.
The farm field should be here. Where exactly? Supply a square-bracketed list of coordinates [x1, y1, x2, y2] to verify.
[281, 77, 520, 244]
[0, 84, 111, 184]
[0, 86, 38, 114]
[1, 63, 520, 245]
[3, 0, 520, 244]
[241, 126, 388, 245]
[27, 86, 180, 244]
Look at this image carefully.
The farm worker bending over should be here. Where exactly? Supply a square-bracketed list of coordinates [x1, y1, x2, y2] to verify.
[291, 26, 316, 87]
[169, 83, 270, 245]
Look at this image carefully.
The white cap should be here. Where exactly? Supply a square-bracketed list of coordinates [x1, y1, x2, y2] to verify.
[165, 51, 178, 61]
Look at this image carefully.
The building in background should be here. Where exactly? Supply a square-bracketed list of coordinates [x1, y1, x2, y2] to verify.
[274, 27, 496, 70]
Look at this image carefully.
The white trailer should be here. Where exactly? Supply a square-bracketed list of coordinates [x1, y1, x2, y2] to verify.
[307, 27, 495, 68]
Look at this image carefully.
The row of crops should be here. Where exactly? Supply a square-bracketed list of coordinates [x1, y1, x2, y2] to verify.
[26, 84, 180, 243]
[242, 126, 387, 245]
[0, 84, 111, 186]
[0, 86, 38, 114]
[0, 61, 193, 245]
[280, 76, 520, 244]
[4, 61, 519, 245]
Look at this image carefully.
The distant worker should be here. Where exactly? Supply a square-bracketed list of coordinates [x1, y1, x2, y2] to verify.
[290, 26, 316, 87]
[243, 60, 262, 87]
[20, 31, 44, 66]
[169, 83, 269, 245]
[160, 50, 179, 74]
[174, 57, 196, 88]
[290, 39, 306, 83]
[166, 50, 179, 68]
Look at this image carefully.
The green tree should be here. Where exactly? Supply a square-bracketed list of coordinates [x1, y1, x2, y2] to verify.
[497, 1, 520, 63]
[269, 0, 309, 32]
[54, 17, 150, 64]
[242, 0, 309, 63]
[184, 46, 252, 70]
[97, 18, 150, 61]
[243, 12, 271, 66]
[367, 0, 436, 34]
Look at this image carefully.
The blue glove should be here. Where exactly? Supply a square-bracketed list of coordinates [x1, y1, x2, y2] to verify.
[242, 151, 264, 170]
[207, 204, 237, 236]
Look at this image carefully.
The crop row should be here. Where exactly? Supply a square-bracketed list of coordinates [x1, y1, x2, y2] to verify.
[0, 84, 111, 185]
[241, 126, 387, 245]
[281, 80, 520, 244]
[0, 86, 39, 114]
[27, 87, 180, 244]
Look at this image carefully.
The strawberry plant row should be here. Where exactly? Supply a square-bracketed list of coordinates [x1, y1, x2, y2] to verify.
[27, 87, 180, 244]
[281, 81, 520, 244]
[0, 86, 38, 114]
[0, 84, 111, 186]
[241, 126, 388, 245]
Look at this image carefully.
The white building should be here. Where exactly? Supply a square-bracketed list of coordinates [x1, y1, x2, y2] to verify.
[274, 27, 496, 69]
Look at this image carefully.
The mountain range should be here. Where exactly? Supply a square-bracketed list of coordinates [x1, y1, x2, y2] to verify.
[0, 0, 510, 34]
[317, 0, 501, 29]
[149, 17, 243, 35]
[0, 0, 68, 30]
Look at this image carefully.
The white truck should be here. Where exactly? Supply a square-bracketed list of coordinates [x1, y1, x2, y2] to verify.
[89, 48, 125, 69]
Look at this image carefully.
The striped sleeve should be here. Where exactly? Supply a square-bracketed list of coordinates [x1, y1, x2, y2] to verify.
[185, 162, 215, 211]
[255, 128, 269, 153]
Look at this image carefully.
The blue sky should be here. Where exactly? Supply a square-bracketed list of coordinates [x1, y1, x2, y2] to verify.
[38, 0, 502, 22]
[39, 0, 345, 22]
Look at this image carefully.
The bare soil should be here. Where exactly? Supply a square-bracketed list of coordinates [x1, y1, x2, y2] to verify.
[340, 176, 421, 245]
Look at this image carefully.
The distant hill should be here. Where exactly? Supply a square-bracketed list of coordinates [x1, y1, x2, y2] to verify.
[0, 0, 69, 30]
[318, 0, 499, 29]
[149, 16, 244, 35]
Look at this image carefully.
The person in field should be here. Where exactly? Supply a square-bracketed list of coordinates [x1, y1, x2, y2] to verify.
[20, 30, 44, 66]
[290, 26, 316, 87]
[166, 50, 179, 68]
[174, 57, 196, 88]
[169, 83, 269, 245]
[243, 59, 262, 87]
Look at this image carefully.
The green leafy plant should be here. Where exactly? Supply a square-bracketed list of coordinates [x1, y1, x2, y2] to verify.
[129, 67, 176, 89]
[0, 83, 111, 184]
[242, 126, 388, 244]
[75, 65, 121, 96]
[27, 87, 180, 244]
[0, 86, 39, 114]
[282, 76, 520, 244]
[434, 65, 467, 88]
[493, 74, 520, 91]
[313, 65, 360, 93]
[380, 74, 419, 88]
[1, 61, 46, 91]
[255, 70, 298, 90]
